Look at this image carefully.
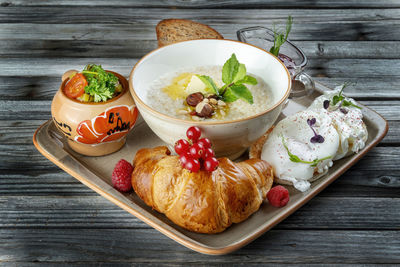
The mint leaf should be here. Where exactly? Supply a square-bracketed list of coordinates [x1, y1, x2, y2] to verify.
[222, 88, 238, 102]
[329, 82, 361, 109]
[332, 95, 341, 106]
[222, 54, 239, 84]
[233, 63, 246, 83]
[236, 75, 258, 85]
[230, 84, 254, 104]
[196, 75, 219, 95]
[342, 99, 362, 109]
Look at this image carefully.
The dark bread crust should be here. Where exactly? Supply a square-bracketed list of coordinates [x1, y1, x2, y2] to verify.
[156, 19, 224, 47]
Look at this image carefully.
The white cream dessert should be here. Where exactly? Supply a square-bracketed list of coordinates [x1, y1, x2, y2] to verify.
[260, 85, 368, 192]
[261, 110, 340, 192]
[308, 87, 368, 160]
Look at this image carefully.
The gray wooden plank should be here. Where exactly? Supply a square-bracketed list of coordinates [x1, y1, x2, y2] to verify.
[0, 100, 397, 120]
[1, 9, 400, 42]
[0, 120, 46, 144]
[4, 0, 400, 8]
[1, 196, 399, 230]
[0, 58, 136, 77]
[2, 7, 400, 25]
[0, 22, 398, 42]
[2, 40, 400, 59]
[0, 264, 394, 267]
[1, 58, 400, 80]
[0, 228, 398, 263]
[0, 170, 96, 196]
[2, 76, 400, 100]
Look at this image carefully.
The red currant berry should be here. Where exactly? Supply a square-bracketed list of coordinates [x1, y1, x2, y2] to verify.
[174, 139, 190, 155]
[201, 147, 215, 160]
[189, 143, 204, 159]
[179, 152, 191, 166]
[186, 126, 201, 142]
[204, 157, 219, 172]
[197, 138, 211, 149]
[184, 158, 200, 172]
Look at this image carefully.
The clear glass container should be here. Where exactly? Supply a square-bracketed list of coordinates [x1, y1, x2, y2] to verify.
[237, 26, 314, 98]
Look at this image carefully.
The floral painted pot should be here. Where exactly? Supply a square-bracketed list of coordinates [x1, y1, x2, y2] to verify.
[51, 70, 138, 156]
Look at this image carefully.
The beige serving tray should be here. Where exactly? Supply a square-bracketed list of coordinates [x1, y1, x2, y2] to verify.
[33, 82, 388, 255]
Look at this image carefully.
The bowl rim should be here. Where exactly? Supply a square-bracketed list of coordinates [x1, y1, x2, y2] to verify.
[129, 39, 292, 125]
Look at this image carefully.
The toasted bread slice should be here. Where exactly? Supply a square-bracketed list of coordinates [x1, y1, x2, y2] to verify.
[156, 19, 223, 47]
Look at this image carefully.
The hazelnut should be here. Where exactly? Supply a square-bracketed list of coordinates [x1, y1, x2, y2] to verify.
[186, 92, 204, 107]
[209, 98, 218, 105]
[217, 100, 226, 106]
[195, 102, 214, 118]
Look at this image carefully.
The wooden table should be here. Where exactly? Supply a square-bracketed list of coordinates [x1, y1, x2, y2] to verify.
[1, 1, 399, 265]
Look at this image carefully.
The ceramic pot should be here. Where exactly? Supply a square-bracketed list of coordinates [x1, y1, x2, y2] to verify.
[129, 39, 291, 159]
[51, 70, 138, 156]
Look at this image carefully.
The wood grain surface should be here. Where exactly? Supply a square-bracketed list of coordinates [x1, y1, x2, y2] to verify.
[0, 0, 399, 265]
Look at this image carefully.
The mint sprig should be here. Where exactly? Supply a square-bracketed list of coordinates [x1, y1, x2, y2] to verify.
[331, 82, 361, 109]
[281, 136, 331, 167]
[197, 53, 257, 104]
[270, 16, 293, 57]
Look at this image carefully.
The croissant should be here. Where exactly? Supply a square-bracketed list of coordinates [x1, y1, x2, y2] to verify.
[131, 146, 274, 234]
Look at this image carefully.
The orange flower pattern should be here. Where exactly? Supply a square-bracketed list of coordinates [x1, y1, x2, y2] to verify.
[75, 105, 138, 144]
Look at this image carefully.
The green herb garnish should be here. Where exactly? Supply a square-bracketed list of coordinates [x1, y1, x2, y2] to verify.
[197, 53, 257, 104]
[269, 16, 293, 57]
[331, 82, 361, 109]
[82, 64, 119, 102]
[281, 136, 331, 167]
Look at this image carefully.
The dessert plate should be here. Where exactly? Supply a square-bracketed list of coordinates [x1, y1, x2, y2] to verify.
[33, 82, 388, 255]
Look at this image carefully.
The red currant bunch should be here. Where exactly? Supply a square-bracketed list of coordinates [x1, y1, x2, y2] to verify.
[174, 126, 219, 173]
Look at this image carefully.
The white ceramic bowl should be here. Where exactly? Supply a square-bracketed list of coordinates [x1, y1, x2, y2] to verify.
[129, 39, 291, 159]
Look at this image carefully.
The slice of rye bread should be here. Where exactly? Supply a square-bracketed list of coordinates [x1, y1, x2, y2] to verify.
[156, 19, 223, 47]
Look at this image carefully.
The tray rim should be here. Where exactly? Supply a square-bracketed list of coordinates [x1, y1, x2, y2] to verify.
[33, 81, 389, 255]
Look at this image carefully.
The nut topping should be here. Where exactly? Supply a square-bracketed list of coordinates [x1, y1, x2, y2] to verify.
[195, 102, 214, 118]
[186, 92, 204, 107]
[209, 98, 218, 105]
[217, 100, 226, 106]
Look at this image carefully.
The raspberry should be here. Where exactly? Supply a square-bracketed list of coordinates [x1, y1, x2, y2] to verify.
[112, 159, 134, 192]
[267, 185, 289, 208]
